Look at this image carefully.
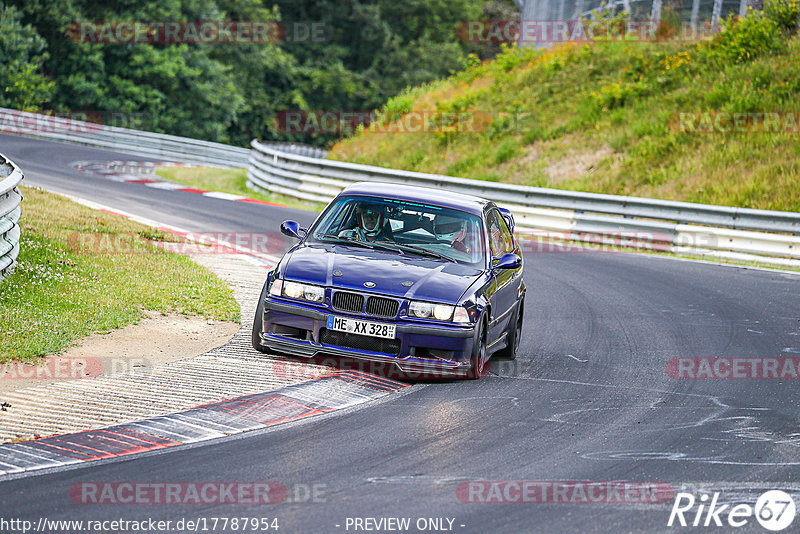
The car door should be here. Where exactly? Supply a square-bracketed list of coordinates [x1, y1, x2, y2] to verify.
[485, 208, 521, 347]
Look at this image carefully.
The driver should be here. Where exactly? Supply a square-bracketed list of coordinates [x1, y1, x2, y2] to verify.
[338, 202, 393, 242]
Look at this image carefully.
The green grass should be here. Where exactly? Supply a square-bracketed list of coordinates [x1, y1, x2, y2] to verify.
[329, 4, 800, 212]
[0, 186, 240, 363]
[156, 166, 324, 212]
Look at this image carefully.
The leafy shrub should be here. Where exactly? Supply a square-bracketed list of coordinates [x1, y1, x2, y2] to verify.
[375, 93, 415, 126]
[493, 44, 533, 72]
[589, 81, 650, 110]
[763, 0, 800, 33]
[698, 10, 787, 66]
[0, 5, 53, 110]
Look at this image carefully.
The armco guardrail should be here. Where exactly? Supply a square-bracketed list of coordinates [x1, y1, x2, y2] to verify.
[0, 107, 249, 168]
[0, 153, 23, 280]
[0, 107, 327, 168]
[247, 139, 800, 264]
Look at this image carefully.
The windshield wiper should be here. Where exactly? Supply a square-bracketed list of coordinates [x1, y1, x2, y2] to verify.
[369, 240, 406, 254]
[383, 242, 457, 263]
[316, 233, 375, 250]
[316, 234, 448, 260]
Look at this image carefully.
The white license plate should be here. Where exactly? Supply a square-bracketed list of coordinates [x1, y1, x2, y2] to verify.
[326, 315, 396, 339]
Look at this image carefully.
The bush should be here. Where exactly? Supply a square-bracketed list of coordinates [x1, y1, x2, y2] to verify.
[699, 9, 787, 66]
[589, 81, 650, 110]
[374, 93, 415, 127]
[763, 0, 800, 33]
[0, 5, 53, 110]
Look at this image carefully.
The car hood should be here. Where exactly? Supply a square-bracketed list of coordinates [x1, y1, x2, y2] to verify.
[282, 244, 483, 304]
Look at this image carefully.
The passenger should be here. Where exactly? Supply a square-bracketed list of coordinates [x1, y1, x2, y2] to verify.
[435, 216, 473, 255]
[450, 220, 472, 254]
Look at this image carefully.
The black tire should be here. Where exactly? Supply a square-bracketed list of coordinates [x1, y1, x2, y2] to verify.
[467, 318, 488, 380]
[497, 299, 524, 361]
[251, 280, 270, 353]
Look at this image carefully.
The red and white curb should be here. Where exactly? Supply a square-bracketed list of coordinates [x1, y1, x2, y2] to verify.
[73, 160, 286, 208]
[0, 371, 409, 477]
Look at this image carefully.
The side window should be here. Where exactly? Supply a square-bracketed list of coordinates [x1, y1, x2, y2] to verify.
[323, 202, 354, 235]
[497, 212, 515, 253]
[487, 210, 514, 257]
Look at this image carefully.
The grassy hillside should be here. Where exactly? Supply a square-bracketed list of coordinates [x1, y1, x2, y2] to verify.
[329, 5, 800, 212]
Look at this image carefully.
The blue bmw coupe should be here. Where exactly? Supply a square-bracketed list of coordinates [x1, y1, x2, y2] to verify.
[252, 182, 525, 379]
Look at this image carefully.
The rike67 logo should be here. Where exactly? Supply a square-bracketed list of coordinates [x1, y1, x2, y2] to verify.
[668, 490, 796, 531]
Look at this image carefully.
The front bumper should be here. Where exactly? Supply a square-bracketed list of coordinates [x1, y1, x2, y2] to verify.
[258, 299, 476, 378]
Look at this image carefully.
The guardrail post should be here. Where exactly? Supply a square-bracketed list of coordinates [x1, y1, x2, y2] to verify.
[0, 154, 24, 281]
[711, 0, 723, 31]
[651, 0, 663, 28]
[691, 0, 701, 35]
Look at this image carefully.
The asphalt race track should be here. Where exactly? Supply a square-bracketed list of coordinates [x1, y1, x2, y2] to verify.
[2, 134, 800, 533]
[0, 134, 319, 234]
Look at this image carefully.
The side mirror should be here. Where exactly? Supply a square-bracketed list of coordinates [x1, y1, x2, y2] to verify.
[280, 220, 305, 240]
[492, 253, 522, 270]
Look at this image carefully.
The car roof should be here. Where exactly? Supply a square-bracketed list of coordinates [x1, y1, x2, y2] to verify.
[340, 182, 491, 216]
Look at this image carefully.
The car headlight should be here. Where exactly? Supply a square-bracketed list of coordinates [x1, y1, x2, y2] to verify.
[271, 278, 324, 303]
[433, 304, 455, 321]
[409, 301, 434, 318]
[302, 285, 325, 302]
[408, 301, 470, 323]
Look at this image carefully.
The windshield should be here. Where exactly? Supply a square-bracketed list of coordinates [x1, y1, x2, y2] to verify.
[307, 195, 486, 267]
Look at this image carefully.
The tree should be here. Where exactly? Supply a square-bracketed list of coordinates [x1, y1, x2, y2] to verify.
[0, 4, 53, 110]
[2, 0, 499, 146]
